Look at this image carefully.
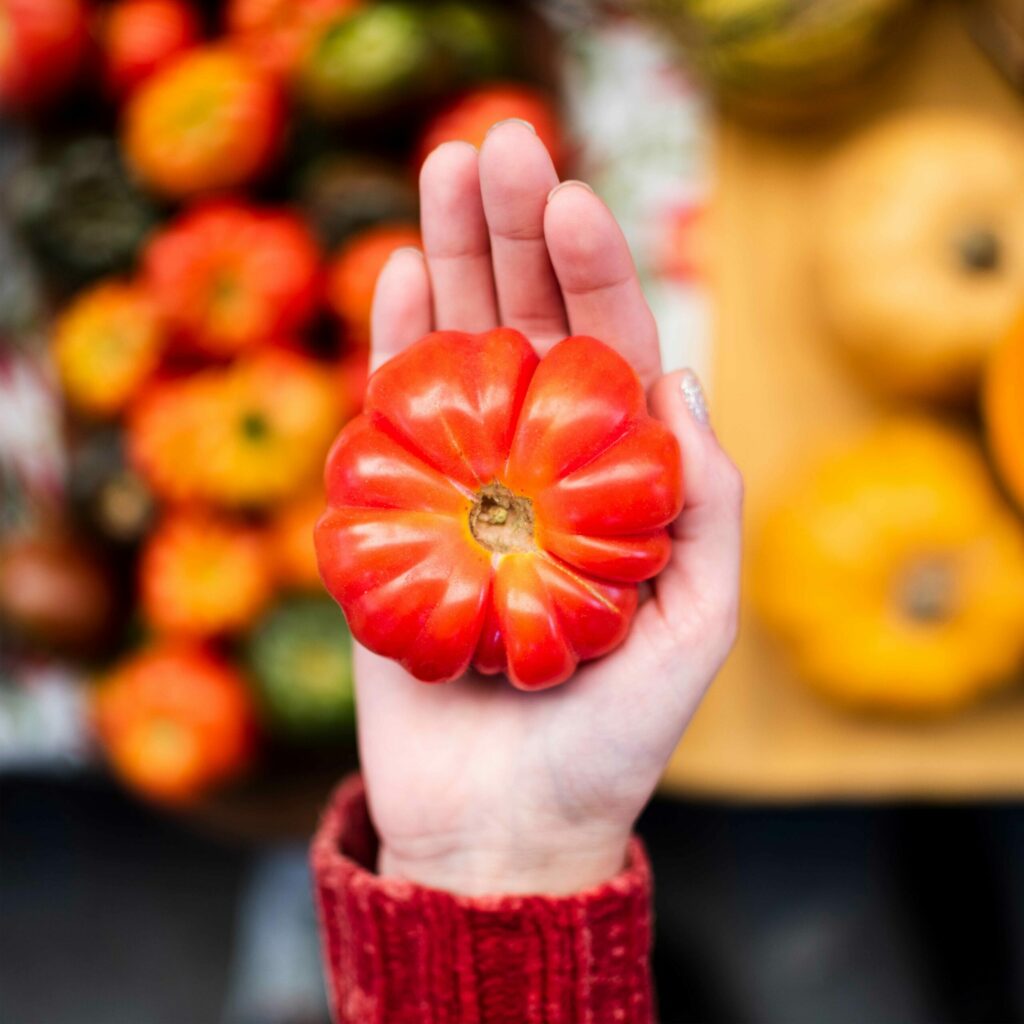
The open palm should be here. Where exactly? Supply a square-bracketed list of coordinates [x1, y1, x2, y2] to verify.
[354, 121, 743, 895]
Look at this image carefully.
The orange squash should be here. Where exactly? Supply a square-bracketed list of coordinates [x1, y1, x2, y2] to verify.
[752, 419, 1024, 715]
[983, 311, 1024, 513]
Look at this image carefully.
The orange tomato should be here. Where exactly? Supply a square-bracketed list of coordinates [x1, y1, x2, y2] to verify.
[127, 374, 217, 502]
[201, 349, 340, 507]
[94, 643, 256, 803]
[140, 512, 273, 635]
[128, 350, 340, 508]
[53, 280, 164, 417]
[123, 46, 283, 197]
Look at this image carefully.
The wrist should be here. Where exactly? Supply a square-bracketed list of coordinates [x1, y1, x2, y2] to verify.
[377, 828, 631, 896]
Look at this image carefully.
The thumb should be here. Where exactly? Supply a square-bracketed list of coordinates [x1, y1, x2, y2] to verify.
[647, 369, 744, 660]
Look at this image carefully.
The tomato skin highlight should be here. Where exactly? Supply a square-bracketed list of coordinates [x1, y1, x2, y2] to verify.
[315, 328, 683, 689]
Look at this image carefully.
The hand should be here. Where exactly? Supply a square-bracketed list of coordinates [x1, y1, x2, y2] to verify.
[355, 121, 743, 896]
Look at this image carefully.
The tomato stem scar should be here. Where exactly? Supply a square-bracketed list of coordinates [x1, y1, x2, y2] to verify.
[469, 482, 535, 554]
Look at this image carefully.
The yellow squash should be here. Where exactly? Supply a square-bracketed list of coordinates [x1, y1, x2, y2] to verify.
[816, 112, 1024, 400]
[752, 419, 1024, 715]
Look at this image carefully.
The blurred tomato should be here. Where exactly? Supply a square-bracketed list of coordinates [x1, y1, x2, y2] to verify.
[243, 595, 354, 739]
[0, 0, 91, 110]
[297, 1, 435, 119]
[416, 83, 562, 169]
[326, 222, 419, 347]
[127, 373, 215, 503]
[269, 489, 325, 591]
[94, 643, 256, 803]
[128, 350, 339, 508]
[0, 531, 115, 655]
[53, 279, 164, 418]
[226, 0, 360, 81]
[124, 46, 282, 197]
[143, 200, 321, 357]
[140, 512, 272, 635]
[98, 0, 201, 99]
[200, 349, 339, 507]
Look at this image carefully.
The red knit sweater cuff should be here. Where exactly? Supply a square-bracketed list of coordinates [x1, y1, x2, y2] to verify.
[311, 774, 654, 1024]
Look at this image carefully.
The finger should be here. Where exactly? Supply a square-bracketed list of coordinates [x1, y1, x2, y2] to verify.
[419, 141, 498, 332]
[645, 369, 743, 654]
[544, 182, 662, 388]
[370, 247, 433, 372]
[478, 120, 568, 348]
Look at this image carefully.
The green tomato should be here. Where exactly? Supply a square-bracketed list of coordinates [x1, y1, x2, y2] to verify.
[244, 596, 355, 741]
[299, 2, 437, 119]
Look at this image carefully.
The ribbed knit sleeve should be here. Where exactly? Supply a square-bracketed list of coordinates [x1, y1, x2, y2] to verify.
[310, 775, 655, 1024]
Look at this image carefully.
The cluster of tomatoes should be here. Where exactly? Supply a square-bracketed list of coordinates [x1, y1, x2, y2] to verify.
[1, 0, 562, 805]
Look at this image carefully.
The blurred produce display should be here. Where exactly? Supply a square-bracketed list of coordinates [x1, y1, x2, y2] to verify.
[0, 0, 562, 807]
[5, 0, 1018, 802]
[636, 0, 921, 124]
[753, 420, 1024, 716]
[816, 110, 1024, 401]
[749, 98, 1024, 720]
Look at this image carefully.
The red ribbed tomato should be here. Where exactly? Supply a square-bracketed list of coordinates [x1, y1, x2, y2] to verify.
[315, 328, 683, 690]
[123, 46, 282, 197]
[142, 201, 321, 357]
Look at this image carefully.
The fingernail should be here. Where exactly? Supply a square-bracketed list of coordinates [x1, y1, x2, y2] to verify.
[546, 179, 594, 203]
[680, 369, 710, 427]
[485, 117, 536, 139]
[388, 245, 423, 261]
